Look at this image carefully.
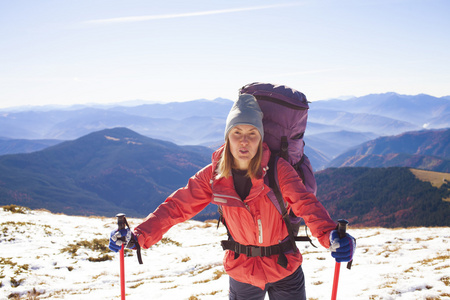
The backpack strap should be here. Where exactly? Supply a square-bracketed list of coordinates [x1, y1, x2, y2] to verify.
[267, 155, 298, 256]
[267, 155, 317, 248]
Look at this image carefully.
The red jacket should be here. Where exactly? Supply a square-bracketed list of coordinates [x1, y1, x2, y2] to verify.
[135, 143, 336, 289]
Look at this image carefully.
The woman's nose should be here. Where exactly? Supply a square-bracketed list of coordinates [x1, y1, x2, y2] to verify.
[240, 135, 249, 144]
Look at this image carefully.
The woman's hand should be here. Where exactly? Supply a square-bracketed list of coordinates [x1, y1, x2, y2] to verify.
[109, 228, 136, 252]
[329, 230, 356, 262]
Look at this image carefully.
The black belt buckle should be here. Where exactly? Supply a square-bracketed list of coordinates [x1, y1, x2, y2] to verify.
[250, 246, 261, 257]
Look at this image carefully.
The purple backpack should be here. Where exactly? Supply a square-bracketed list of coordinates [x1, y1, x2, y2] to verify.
[239, 82, 317, 195]
[239, 82, 317, 246]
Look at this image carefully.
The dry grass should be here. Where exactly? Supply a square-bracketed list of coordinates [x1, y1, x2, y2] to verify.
[189, 290, 223, 299]
[441, 276, 450, 286]
[189, 264, 218, 276]
[60, 238, 113, 261]
[186, 219, 218, 230]
[8, 287, 44, 300]
[410, 168, 450, 188]
[435, 264, 450, 270]
[159, 237, 182, 247]
[2, 205, 30, 214]
[410, 168, 450, 201]
[192, 268, 226, 285]
[418, 253, 450, 266]
[129, 282, 145, 289]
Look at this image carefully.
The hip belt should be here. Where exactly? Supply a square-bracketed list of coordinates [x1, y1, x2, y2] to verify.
[220, 238, 296, 268]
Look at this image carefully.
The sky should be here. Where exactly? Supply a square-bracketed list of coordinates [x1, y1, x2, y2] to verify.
[1, 0, 449, 109]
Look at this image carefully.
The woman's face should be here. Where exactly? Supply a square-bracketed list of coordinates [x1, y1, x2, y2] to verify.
[228, 124, 261, 170]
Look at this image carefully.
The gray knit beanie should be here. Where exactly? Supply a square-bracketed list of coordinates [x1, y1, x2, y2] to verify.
[224, 94, 264, 140]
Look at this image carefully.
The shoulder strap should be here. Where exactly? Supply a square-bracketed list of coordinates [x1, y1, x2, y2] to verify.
[267, 155, 298, 253]
[267, 155, 317, 247]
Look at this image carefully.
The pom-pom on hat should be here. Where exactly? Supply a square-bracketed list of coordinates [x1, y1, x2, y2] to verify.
[224, 94, 264, 140]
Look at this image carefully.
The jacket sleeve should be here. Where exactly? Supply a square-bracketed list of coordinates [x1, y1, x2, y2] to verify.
[276, 158, 336, 248]
[134, 164, 214, 249]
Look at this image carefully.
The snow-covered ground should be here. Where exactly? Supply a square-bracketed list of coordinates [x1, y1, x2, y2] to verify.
[1, 207, 449, 299]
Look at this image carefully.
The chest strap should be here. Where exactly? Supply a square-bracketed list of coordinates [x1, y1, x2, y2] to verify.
[220, 239, 295, 268]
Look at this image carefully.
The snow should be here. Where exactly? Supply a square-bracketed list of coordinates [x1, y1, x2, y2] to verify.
[1, 208, 449, 299]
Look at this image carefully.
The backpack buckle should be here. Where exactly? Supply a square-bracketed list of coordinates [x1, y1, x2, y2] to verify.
[249, 246, 261, 257]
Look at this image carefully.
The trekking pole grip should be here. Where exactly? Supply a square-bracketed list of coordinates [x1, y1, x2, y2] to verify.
[115, 213, 143, 265]
[116, 213, 126, 231]
[337, 219, 353, 270]
[337, 219, 348, 239]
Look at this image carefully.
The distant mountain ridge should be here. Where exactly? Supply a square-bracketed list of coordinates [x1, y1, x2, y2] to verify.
[328, 128, 450, 172]
[1, 93, 449, 170]
[309, 92, 450, 128]
[0, 99, 233, 145]
[0, 138, 62, 155]
[0, 127, 213, 217]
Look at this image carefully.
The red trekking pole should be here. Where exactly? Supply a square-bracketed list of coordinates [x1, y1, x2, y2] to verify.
[116, 213, 127, 300]
[331, 219, 352, 300]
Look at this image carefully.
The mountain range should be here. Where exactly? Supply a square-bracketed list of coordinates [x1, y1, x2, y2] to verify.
[0, 127, 449, 227]
[327, 128, 450, 172]
[0, 128, 213, 217]
[0, 92, 449, 226]
[1, 92, 449, 170]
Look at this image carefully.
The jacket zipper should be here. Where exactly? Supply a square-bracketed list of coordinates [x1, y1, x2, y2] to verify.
[214, 189, 265, 244]
[258, 219, 263, 244]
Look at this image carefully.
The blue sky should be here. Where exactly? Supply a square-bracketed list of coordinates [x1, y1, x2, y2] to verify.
[1, 0, 449, 109]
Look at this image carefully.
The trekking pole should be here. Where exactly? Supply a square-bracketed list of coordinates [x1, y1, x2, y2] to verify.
[116, 213, 126, 300]
[331, 219, 349, 300]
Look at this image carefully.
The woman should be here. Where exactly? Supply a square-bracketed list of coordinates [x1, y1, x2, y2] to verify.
[109, 94, 355, 299]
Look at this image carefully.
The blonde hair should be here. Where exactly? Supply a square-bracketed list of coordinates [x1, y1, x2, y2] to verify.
[216, 138, 263, 179]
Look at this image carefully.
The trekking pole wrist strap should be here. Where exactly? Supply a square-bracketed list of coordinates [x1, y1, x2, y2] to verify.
[123, 218, 144, 265]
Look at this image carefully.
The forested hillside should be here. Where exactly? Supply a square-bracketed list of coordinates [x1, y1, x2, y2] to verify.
[316, 167, 450, 227]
